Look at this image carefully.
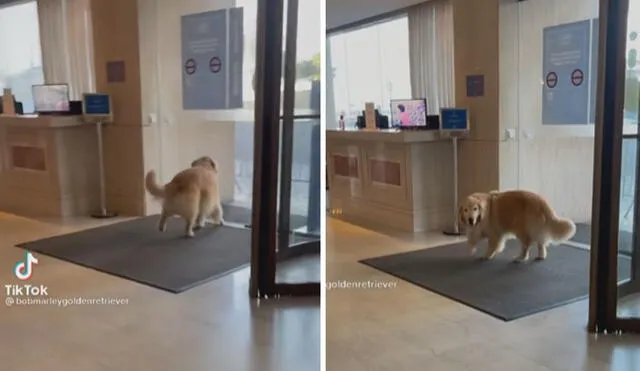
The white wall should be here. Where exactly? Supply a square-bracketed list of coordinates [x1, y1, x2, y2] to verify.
[499, 0, 598, 222]
[137, 0, 241, 214]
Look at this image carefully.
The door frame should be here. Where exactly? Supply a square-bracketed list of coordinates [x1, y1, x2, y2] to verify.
[277, 0, 321, 263]
[249, 0, 320, 298]
[588, 0, 640, 333]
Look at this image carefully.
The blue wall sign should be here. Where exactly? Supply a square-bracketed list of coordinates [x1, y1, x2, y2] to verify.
[466, 75, 484, 97]
[589, 18, 599, 124]
[181, 8, 244, 110]
[83, 94, 111, 116]
[542, 20, 591, 125]
[440, 108, 469, 131]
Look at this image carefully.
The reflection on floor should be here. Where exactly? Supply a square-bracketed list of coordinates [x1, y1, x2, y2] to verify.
[277, 254, 321, 283]
[0, 212, 319, 371]
[619, 294, 640, 318]
[327, 217, 640, 371]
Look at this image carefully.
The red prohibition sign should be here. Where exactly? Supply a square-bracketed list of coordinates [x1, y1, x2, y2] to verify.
[210, 57, 222, 73]
[571, 69, 584, 87]
[546, 72, 558, 88]
[185, 58, 197, 75]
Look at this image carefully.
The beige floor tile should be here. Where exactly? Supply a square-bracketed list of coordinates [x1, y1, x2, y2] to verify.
[0, 212, 319, 371]
[327, 217, 640, 371]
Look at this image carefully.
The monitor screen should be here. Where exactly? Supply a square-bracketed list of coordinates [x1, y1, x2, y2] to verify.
[390, 99, 427, 127]
[32, 84, 70, 113]
[83, 93, 111, 116]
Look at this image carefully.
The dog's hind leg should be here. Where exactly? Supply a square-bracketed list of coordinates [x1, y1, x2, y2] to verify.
[194, 212, 206, 230]
[184, 215, 197, 238]
[184, 204, 198, 237]
[536, 240, 549, 261]
[211, 203, 224, 225]
[158, 210, 169, 232]
[514, 234, 532, 263]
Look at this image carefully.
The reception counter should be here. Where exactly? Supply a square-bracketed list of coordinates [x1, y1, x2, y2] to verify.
[0, 115, 100, 217]
[327, 129, 455, 232]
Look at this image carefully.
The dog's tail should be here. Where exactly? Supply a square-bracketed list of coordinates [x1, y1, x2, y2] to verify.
[542, 203, 576, 241]
[145, 170, 165, 199]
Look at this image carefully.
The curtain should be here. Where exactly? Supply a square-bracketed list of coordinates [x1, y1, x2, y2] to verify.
[38, 0, 95, 100]
[408, 0, 455, 114]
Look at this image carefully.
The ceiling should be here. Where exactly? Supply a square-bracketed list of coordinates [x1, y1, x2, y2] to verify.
[326, 0, 428, 32]
[0, 0, 26, 8]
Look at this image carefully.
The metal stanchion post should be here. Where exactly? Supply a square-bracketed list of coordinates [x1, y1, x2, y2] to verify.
[91, 120, 117, 218]
[443, 135, 462, 236]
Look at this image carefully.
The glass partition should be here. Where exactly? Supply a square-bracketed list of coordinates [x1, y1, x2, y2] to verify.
[275, 0, 321, 289]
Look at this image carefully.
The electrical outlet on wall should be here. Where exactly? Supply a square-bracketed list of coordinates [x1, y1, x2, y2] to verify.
[505, 128, 517, 140]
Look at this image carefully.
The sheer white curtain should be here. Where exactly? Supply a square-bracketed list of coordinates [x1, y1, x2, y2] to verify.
[408, 0, 455, 114]
[38, 0, 95, 100]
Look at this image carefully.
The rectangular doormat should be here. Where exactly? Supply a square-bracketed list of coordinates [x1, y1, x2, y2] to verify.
[360, 240, 631, 321]
[16, 215, 252, 293]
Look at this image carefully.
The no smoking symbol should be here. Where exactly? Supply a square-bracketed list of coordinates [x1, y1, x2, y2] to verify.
[571, 69, 584, 87]
[184, 58, 197, 75]
[210, 57, 222, 73]
[546, 72, 558, 89]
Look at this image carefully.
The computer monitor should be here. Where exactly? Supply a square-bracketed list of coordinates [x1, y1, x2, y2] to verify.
[32, 84, 70, 114]
[82, 93, 113, 122]
[390, 99, 427, 128]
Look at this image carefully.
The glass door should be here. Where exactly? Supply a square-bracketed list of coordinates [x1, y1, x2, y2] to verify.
[589, 0, 640, 332]
[274, 0, 321, 292]
[248, 0, 320, 297]
[616, 0, 640, 316]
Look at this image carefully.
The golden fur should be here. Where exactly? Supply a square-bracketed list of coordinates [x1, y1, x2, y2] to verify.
[458, 190, 576, 262]
[145, 156, 223, 237]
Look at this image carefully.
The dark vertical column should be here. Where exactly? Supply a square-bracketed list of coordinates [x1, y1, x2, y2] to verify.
[588, 0, 629, 332]
[307, 117, 321, 234]
[277, 0, 299, 253]
[249, 0, 284, 297]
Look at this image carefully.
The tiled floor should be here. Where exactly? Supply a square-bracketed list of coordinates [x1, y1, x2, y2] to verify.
[326, 217, 640, 371]
[0, 212, 320, 371]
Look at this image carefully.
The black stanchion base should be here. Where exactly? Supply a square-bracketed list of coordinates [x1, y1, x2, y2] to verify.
[443, 228, 464, 237]
[91, 211, 119, 219]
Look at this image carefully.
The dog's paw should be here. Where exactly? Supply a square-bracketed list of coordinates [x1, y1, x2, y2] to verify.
[469, 247, 477, 256]
[513, 256, 529, 263]
[534, 256, 546, 261]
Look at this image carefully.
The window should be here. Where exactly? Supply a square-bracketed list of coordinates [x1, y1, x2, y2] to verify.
[0, 1, 44, 114]
[328, 16, 412, 127]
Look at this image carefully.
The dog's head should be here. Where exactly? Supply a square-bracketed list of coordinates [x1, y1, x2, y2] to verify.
[458, 193, 489, 229]
[191, 156, 217, 172]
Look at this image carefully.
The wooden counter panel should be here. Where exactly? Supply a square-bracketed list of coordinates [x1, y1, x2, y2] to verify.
[11, 146, 47, 171]
[369, 159, 401, 186]
[327, 142, 363, 198]
[333, 154, 359, 179]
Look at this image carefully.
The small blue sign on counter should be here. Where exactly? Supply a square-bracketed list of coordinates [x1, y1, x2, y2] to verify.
[83, 93, 112, 121]
[440, 108, 469, 131]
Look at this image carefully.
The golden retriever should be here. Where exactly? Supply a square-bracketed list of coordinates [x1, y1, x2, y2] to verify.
[459, 190, 576, 262]
[144, 156, 224, 237]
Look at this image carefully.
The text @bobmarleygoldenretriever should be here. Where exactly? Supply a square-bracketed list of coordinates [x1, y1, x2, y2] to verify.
[325, 280, 398, 291]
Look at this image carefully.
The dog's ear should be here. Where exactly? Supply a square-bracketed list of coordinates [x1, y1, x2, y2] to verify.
[206, 157, 217, 171]
[458, 205, 465, 227]
[190, 157, 202, 168]
[191, 156, 217, 171]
